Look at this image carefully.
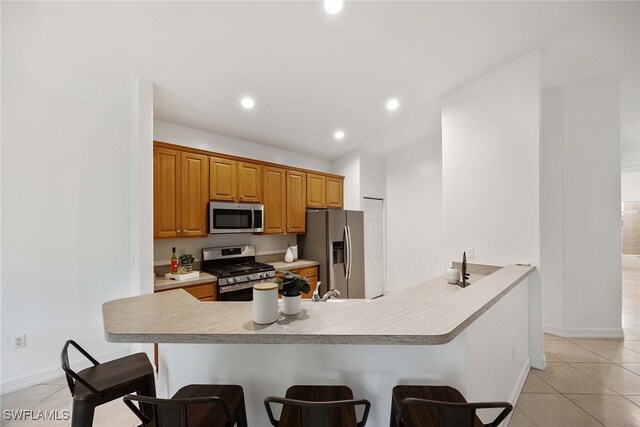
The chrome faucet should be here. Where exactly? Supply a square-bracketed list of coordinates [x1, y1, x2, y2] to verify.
[311, 282, 322, 302]
[321, 289, 341, 302]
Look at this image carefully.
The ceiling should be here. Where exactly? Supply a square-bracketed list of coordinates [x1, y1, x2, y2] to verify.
[148, 1, 640, 160]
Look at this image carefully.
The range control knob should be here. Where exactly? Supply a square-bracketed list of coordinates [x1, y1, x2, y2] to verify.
[233, 277, 240, 283]
[247, 275, 254, 280]
[261, 273, 268, 278]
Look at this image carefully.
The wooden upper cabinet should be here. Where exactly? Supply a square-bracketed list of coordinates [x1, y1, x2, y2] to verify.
[326, 177, 344, 209]
[209, 157, 237, 201]
[286, 170, 307, 234]
[237, 162, 262, 203]
[262, 166, 287, 234]
[180, 152, 209, 237]
[306, 173, 326, 208]
[154, 147, 181, 238]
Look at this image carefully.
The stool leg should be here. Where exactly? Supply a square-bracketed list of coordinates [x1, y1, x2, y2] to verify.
[236, 395, 248, 427]
[71, 399, 95, 427]
[138, 373, 157, 419]
[390, 400, 398, 427]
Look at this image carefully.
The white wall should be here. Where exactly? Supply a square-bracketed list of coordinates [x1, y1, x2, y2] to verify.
[155, 120, 331, 173]
[622, 170, 640, 201]
[442, 52, 541, 267]
[541, 83, 623, 337]
[331, 151, 360, 210]
[358, 150, 386, 203]
[2, 3, 134, 392]
[540, 88, 565, 330]
[386, 138, 444, 291]
[441, 50, 543, 367]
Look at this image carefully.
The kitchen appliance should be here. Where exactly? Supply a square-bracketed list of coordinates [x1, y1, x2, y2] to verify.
[297, 210, 365, 299]
[209, 202, 264, 234]
[201, 245, 276, 301]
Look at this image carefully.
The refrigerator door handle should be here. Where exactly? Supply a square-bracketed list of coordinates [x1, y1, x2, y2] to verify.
[347, 225, 353, 279]
[344, 225, 350, 279]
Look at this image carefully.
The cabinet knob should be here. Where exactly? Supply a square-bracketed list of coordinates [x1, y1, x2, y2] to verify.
[183, 229, 186, 233]
[177, 230, 180, 233]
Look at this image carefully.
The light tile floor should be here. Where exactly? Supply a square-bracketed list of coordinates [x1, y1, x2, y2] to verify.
[511, 268, 640, 427]
[2, 270, 640, 426]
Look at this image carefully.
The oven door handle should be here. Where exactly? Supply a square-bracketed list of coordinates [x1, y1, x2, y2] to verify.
[219, 281, 259, 294]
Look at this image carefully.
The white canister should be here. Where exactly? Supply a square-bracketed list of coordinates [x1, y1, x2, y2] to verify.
[446, 268, 461, 285]
[253, 282, 279, 324]
[290, 245, 298, 261]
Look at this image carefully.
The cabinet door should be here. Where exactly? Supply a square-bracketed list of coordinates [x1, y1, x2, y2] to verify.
[181, 152, 209, 237]
[306, 173, 326, 208]
[263, 166, 287, 234]
[326, 177, 344, 209]
[286, 170, 307, 233]
[238, 162, 262, 203]
[209, 157, 237, 201]
[154, 147, 181, 238]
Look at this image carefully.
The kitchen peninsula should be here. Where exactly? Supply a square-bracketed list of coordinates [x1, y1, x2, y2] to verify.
[104, 264, 535, 425]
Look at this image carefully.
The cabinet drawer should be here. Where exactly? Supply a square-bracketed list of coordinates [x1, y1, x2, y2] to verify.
[184, 282, 216, 299]
[298, 266, 318, 278]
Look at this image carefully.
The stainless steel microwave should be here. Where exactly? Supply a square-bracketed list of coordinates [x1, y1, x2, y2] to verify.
[209, 202, 264, 234]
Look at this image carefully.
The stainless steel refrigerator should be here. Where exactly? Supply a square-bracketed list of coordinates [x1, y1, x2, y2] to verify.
[297, 210, 365, 299]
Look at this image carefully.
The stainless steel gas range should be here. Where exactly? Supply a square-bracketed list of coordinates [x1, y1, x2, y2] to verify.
[201, 245, 276, 301]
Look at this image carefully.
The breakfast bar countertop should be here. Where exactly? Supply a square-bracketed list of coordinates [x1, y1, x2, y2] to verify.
[104, 264, 535, 346]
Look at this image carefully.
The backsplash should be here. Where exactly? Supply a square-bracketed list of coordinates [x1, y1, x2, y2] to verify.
[153, 233, 295, 265]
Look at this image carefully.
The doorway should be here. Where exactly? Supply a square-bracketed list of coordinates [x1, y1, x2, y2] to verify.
[363, 197, 384, 299]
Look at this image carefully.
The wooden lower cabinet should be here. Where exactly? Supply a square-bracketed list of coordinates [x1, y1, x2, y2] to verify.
[154, 281, 217, 369]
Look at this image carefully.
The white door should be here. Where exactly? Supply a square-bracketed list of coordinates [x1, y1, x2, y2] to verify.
[363, 198, 384, 298]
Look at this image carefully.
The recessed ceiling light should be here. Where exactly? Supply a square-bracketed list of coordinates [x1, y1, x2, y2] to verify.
[386, 98, 400, 111]
[334, 130, 345, 140]
[324, 0, 344, 15]
[241, 97, 255, 109]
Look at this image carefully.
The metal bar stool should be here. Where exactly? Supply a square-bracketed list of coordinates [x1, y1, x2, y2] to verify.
[265, 385, 371, 427]
[124, 384, 248, 427]
[60, 340, 156, 427]
[390, 385, 512, 427]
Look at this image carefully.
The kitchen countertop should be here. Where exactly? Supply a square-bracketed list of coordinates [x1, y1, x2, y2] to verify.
[268, 259, 319, 271]
[105, 264, 534, 345]
[154, 272, 217, 292]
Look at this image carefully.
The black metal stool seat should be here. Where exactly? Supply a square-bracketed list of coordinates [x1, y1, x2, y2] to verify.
[124, 384, 248, 427]
[61, 340, 156, 427]
[265, 385, 371, 427]
[390, 385, 512, 427]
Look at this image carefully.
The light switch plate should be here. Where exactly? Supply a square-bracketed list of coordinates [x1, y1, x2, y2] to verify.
[465, 248, 475, 259]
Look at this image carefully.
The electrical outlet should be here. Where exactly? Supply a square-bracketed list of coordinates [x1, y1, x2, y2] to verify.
[178, 248, 186, 255]
[14, 334, 26, 349]
[465, 247, 475, 259]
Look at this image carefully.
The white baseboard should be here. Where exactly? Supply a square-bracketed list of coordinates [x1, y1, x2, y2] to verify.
[502, 357, 531, 426]
[544, 325, 624, 339]
[0, 348, 131, 396]
[530, 355, 546, 370]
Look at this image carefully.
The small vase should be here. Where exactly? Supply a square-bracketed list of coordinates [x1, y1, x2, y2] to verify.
[282, 295, 301, 315]
[284, 248, 294, 263]
[446, 268, 460, 285]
